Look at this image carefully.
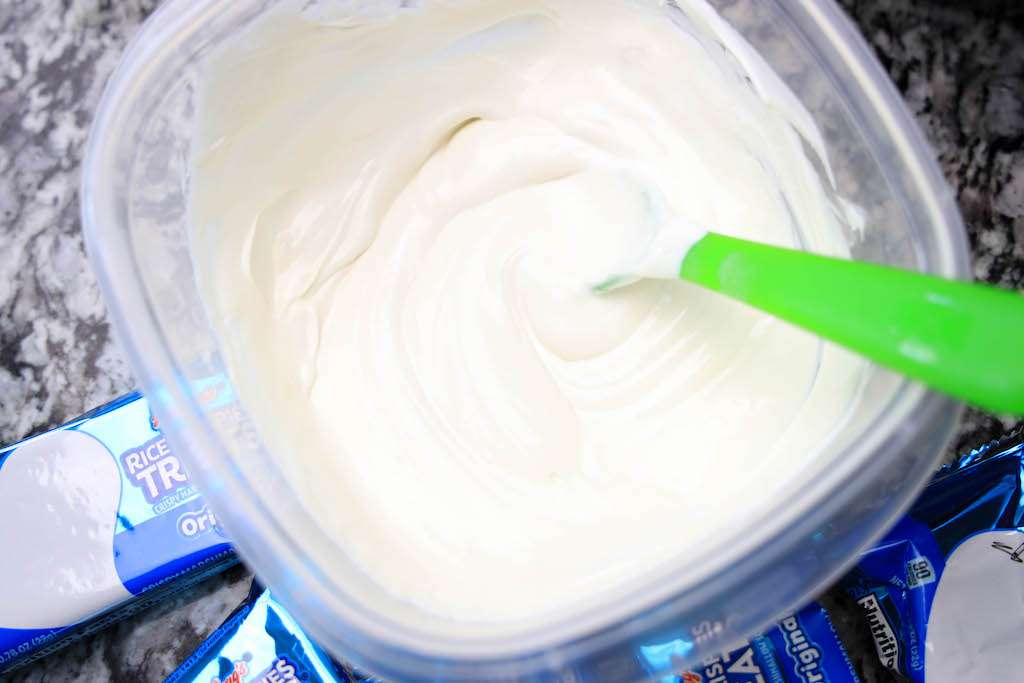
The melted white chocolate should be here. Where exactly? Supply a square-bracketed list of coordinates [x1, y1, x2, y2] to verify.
[192, 0, 864, 622]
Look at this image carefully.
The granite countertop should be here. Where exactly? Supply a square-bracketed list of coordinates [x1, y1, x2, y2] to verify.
[1, 0, 1021, 681]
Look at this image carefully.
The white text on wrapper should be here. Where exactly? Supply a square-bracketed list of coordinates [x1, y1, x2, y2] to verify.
[119, 435, 189, 503]
[177, 505, 219, 539]
[780, 615, 825, 682]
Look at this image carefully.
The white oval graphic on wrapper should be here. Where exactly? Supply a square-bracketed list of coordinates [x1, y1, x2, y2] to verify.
[0, 430, 131, 629]
[926, 529, 1024, 683]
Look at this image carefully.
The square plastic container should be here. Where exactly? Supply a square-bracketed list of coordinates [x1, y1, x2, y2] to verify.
[81, 1, 970, 680]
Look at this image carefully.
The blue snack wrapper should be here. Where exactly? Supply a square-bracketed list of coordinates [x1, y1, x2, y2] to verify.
[166, 582, 357, 683]
[174, 586, 857, 683]
[667, 602, 860, 683]
[841, 432, 1024, 682]
[0, 393, 236, 674]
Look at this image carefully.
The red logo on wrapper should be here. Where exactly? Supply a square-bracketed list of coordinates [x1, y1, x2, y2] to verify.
[211, 659, 249, 683]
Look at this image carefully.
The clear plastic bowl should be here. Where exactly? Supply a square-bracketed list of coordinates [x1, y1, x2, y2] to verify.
[82, 1, 969, 680]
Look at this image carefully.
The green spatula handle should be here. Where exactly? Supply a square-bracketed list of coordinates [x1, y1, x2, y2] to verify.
[681, 232, 1024, 415]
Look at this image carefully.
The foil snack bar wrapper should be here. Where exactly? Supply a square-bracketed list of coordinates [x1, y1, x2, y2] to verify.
[172, 581, 859, 683]
[0, 393, 236, 674]
[166, 582, 357, 683]
[666, 602, 860, 683]
[841, 431, 1024, 683]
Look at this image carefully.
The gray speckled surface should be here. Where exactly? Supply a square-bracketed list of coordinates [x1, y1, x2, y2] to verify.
[4, 564, 252, 682]
[0, 0, 1021, 681]
[1, 3, 254, 681]
[840, 0, 1024, 462]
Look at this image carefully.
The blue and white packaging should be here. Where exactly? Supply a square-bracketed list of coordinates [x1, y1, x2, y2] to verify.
[166, 582, 356, 683]
[841, 432, 1024, 683]
[0, 393, 236, 674]
[174, 585, 858, 683]
[665, 602, 860, 683]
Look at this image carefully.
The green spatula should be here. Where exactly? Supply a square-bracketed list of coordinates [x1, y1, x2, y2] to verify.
[598, 231, 1024, 415]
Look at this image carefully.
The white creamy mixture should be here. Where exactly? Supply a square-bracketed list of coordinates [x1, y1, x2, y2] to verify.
[192, 0, 863, 622]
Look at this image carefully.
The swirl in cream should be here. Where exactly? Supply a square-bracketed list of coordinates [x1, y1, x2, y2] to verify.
[192, 0, 863, 622]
